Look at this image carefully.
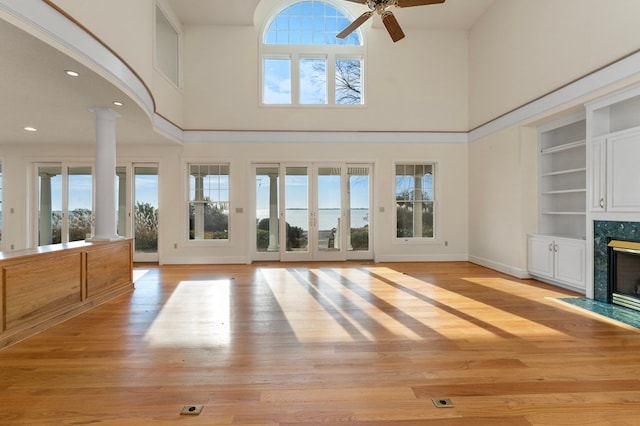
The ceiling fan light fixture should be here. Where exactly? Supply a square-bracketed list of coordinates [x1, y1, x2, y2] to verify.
[338, 0, 445, 42]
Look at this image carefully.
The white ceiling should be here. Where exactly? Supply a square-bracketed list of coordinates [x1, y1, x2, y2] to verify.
[166, 0, 494, 30]
[0, 18, 164, 145]
[0, 0, 494, 145]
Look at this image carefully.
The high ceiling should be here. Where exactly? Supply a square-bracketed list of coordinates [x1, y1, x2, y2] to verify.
[166, 0, 494, 30]
[0, 17, 162, 146]
[0, 0, 494, 145]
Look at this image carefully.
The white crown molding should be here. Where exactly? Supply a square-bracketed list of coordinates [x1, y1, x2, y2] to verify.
[183, 130, 468, 144]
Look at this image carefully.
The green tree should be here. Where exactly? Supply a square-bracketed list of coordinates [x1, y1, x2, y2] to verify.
[189, 198, 228, 239]
[135, 201, 158, 251]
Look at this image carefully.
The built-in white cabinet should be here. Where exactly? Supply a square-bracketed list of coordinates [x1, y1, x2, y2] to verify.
[607, 129, 640, 211]
[588, 136, 606, 212]
[529, 113, 587, 292]
[528, 234, 586, 292]
[587, 84, 640, 213]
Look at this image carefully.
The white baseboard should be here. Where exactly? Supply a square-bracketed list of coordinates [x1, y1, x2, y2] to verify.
[161, 256, 249, 265]
[468, 255, 530, 279]
[375, 254, 469, 262]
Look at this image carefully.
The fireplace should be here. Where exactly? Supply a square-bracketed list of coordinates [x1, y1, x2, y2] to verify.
[608, 239, 640, 311]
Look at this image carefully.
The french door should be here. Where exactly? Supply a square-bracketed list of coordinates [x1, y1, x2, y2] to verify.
[116, 163, 159, 262]
[254, 162, 372, 261]
[36, 163, 94, 246]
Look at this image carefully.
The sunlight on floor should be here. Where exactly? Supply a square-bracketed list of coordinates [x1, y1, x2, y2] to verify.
[144, 279, 230, 347]
[462, 277, 570, 338]
[133, 269, 150, 283]
[262, 267, 366, 342]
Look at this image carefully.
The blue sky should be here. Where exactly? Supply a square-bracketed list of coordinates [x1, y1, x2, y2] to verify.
[48, 174, 158, 211]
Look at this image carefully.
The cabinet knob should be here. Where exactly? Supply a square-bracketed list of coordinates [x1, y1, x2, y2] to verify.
[599, 198, 604, 208]
[549, 243, 553, 251]
[554, 244, 558, 252]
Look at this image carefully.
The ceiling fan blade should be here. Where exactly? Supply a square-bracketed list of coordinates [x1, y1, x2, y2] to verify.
[382, 11, 405, 42]
[336, 11, 373, 39]
[396, 0, 445, 7]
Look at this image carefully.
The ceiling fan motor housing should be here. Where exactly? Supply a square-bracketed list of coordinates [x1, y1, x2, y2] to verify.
[367, 0, 396, 13]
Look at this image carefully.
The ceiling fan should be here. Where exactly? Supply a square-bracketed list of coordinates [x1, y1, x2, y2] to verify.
[337, 0, 445, 43]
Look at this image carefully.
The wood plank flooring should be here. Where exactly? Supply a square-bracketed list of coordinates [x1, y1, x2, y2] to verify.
[1, 261, 640, 425]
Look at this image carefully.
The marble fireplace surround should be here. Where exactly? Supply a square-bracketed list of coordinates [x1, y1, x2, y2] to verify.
[593, 220, 640, 302]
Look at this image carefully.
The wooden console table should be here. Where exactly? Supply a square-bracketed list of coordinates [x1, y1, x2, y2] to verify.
[0, 239, 133, 349]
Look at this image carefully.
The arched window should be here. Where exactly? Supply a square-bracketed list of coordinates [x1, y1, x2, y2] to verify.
[261, 0, 365, 106]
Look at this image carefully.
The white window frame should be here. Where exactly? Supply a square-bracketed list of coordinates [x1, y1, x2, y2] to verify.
[154, 2, 181, 89]
[185, 161, 231, 245]
[260, 0, 366, 107]
[393, 162, 438, 243]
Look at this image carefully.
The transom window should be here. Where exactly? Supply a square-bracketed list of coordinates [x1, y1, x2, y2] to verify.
[261, 0, 365, 106]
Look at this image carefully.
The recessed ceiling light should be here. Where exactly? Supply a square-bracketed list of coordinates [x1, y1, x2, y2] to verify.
[65, 70, 79, 77]
[112, 101, 124, 106]
[24, 126, 38, 132]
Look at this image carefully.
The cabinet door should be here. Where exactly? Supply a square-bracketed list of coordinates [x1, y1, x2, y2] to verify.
[607, 129, 640, 211]
[588, 136, 606, 212]
[528, 235, 554, 279]
[553, 238, 585, 289]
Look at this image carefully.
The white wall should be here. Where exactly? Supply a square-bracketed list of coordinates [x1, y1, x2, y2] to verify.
[468, 126, 538, 277]
[166, 140, 468, 263]
[469, 0, 640, 129]
[0, 139, 468, 265]
[181, 22, 468, 131]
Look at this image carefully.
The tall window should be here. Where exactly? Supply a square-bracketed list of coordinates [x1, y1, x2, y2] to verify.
[395, 164, 435, 239]
[262, 0, 365, 105]
[155, 5, 180, 87]
[189, 164, 230, 241]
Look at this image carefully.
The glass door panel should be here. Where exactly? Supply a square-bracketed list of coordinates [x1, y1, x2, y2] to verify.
[347, 165, 371, 259]
[255, 165, 280, 260]
[116, 166, 128, 237]
[314, 165, 345, 261]
[134, 164, 158, 262]
[282, 166, 310, 261]
[67, 166, 93, 242]
[37, 165, 62, 245]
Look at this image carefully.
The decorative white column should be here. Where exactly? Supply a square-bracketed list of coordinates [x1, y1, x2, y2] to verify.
[88, 108, 121, 241]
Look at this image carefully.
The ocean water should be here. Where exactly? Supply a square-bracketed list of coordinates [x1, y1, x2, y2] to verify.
[260, 208, 369, 230]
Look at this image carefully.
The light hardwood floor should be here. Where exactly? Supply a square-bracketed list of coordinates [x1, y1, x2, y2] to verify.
[1, 261, 640, 425]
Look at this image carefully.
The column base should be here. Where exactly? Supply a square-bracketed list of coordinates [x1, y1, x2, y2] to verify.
[86, 235, 125, 242]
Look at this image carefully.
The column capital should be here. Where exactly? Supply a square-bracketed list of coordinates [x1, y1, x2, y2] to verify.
[89, 107, 121, 120]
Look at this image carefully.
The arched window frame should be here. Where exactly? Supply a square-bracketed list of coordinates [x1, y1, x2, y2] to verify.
[260, 0, 366, 107]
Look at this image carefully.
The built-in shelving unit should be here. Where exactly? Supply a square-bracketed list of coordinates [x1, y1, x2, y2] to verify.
[538, 113, 587, 239]
[528, 111, 587, 293]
